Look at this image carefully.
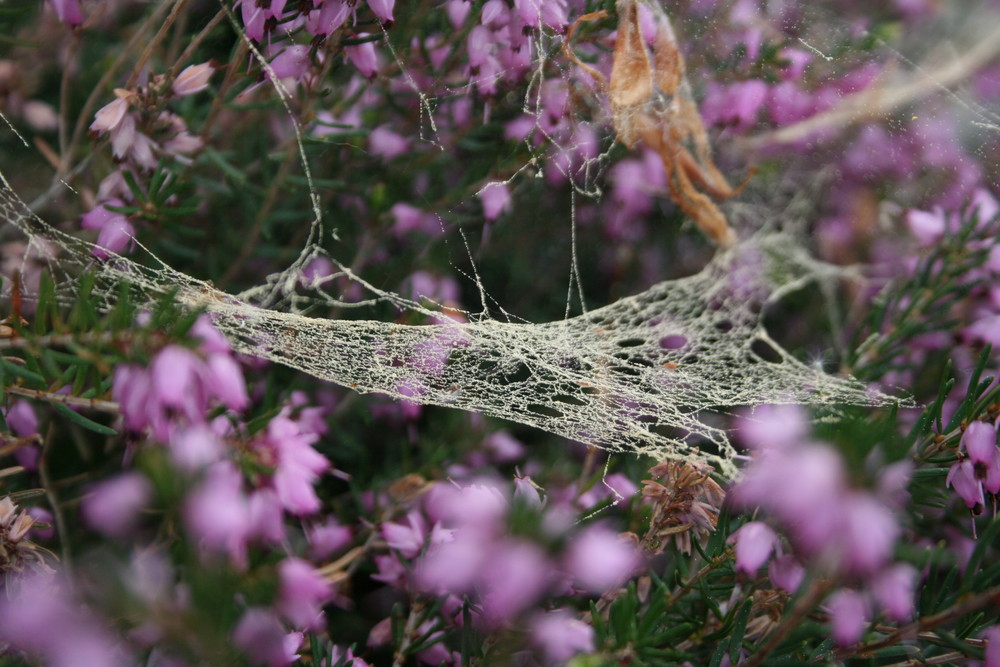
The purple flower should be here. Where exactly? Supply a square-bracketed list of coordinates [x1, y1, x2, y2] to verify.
[277, 558, 333, 630]
[205, 353, 249, 411]
[905, 207, 948, 245]
[477, 182, 512, 221]
[415, 531, 487, 594]
[962, 421, 1000, 494]
[701, 79, 768, 132]
[257, 415, 329, 515]
[307, 517, 353, 560]
[826, 589, 869, 646]
[730, 521, 777, 576]
[168, 423, 224, 471]
[0, 571, 132, 667]
[346, 38, 379, 78]
[367, 0, 395, 24]
[369, 125, 411, 160]
[871, 564, 917, 622]
[838, 493, 899, 576]
[184, 461, 252, 566]
[172, 63, 214, 96]
[49, 0, 83, 26]
[306, 1, 353, 37]
[423, 480, 508, 532]
[531, 609, 595, 664]
[82, 472, 153, 538]
[768, 554, 805, 592]
[478, 540, 550, 625]
[564, 524, 641, 593]
[947, 459, 985, 512]
[233, 607, 294, 667]
[735, 404, 810, 450]
[90, 98, 130, 134]
[268, 44, 312, 82]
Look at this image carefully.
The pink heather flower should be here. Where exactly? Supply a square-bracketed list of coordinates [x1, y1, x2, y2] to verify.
[307, 517, 353, 560]
[205, 353, 249, 411]
[259, 415, 329, 515]
[826, 589, 869, 646]
[0, 571, 132, 667]
[513, 474, 544, 507]
[730, 521, 777, 576]
[172, 63, 214, 96]
[346, 38, 379, 78]
[962, 421, 1000, 493]
[331, 646, 372, 667]
[423, 480, 508, 532]
[478, 182, 512, 221]
[192, 314, 233, 354]
[838, 493, 899, 576]
[248, 488, 286, 543]
[152, 344, 205, 415]
[300, 255, 336, 287]
[268, 45, 312, 82]
[382, 511, 434, 558]
[444, 0, 471, 28]
[93, 216, 136, 259]
[372, 553, 409, 588]
[871, 564, 917, 622]
[184, 461, 252, 566]
[240, 1, 267, 41]
[701, 79, 768, 132]
[90, 97, 130, 134]
[390, 203, 439, 237]
[768, 554, 805, 593]
[531, 609, 595, 664]
[306, 1, 353, 37]
[905, 207, 948, 245]
[277, 558, 333, 630]
[82, 472, 153, 538]
[482, 430, 526, 463]
[369, 125, 410, 160]
[169, 423, 225, 471]
[479, 540, 551, 625]
[367, 0, 395, 24]
[481, 0, 507, 27]
[415, 532, 488, 594]
[564, 524, 641, 593]
[735, 404, 810, 450]
[49, 0, 83, 26]
[233, 608, 293, 667]
[3, 400, 40, 470]
[947, 459, 985, 512]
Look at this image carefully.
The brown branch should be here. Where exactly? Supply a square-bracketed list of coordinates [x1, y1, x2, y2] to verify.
[4, 385, 119, 413]
[740, 22, 1000, 152]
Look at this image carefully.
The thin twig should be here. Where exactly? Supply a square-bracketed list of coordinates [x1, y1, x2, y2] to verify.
[124, 0, 189, 89]
[4, 385, 119, 413]
[836, 584, 1000, 660]
[739, 22, 1000, 151]
[38, 421, 72, 570]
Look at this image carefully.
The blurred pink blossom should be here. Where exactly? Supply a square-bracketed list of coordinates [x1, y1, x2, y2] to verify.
[564, 524, 641, 593]
[478, 182, 512, 221]
[233, 607, 295, 667]
[172, 63, 214, 96]
[82, 472, 153, 538]
[277, 558, 333, 630]
[826, 589, 869, 646]
[730, 521, 777, 576]
[531, 609, 595, 664]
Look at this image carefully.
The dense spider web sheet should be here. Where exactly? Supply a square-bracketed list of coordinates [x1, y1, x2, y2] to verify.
[17, 0, 1000, 477]
[0, 171, 897, 477]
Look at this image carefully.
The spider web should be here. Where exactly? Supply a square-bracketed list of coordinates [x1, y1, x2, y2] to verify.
[3, 0, 998, 476]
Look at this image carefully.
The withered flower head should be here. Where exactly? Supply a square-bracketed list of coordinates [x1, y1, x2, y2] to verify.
[640, 460, 725, 555]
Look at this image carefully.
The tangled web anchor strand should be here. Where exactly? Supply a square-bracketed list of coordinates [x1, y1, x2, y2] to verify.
[1, 172, 902, 478]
